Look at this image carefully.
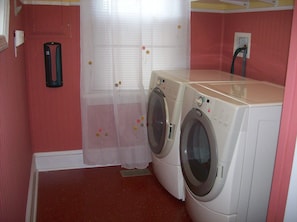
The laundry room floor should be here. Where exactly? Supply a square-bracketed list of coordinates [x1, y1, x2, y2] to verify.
[36, 164, 192, 222]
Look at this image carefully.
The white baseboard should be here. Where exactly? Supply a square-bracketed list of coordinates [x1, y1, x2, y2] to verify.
[25, 155, 37, 222]
[34, 149, 108, 172]
[26, 149, 118, 222]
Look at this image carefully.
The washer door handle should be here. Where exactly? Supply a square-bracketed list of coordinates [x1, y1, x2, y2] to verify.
[168, 123, 175, 139]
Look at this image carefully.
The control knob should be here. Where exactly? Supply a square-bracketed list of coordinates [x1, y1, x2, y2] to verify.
[156, 79, 161, 85]
[196, 96, 204, 107]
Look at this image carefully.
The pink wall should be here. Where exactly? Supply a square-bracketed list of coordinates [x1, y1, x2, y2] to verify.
[191, 12, 224, 70]
[0, 0, 32, 221]
[267, 1, 297, 220]
[24, 5, 82, 153]
[221, 10, 293, 85]
[191, 10, 293, 85]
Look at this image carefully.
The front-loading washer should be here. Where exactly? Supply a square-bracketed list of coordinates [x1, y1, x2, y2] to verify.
[180, 82, 284, 221]
[146, 69, 256, 201]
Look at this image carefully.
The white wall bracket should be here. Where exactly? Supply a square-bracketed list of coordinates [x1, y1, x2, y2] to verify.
[14, 0, 22, 16]
[259, 0, 279, 7]
[220, 0, 249, 8]
[14, 30, 24, 57]
[233, 32, 251, 59]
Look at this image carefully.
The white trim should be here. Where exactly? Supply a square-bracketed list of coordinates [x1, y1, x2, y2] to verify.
[25, 155, 37, 222]
[34, 150, 117, 172]
[20, 0, 80, 6]
[25, 150, 119, 222]
[25, 158, 38, 222]
[0, 0, 10, 52]
[191, 5, 293, 13]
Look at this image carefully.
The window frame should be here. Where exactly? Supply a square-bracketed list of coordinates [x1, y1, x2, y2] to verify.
[0, 0, 10, 52]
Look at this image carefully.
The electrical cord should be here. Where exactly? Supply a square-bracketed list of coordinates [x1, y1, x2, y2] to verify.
[230, 45, 247, 76]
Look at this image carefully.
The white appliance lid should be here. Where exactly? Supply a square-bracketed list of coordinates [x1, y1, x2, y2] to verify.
[153, 69, 254, 82]
[196, 81, 284, 105]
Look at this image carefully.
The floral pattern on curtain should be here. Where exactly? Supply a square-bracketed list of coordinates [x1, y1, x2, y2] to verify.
[80, 0, 190, 169]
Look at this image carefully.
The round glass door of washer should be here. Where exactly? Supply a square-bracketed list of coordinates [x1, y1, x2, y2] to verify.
[147, 87, 169, 155]
[180, 108, 218, 196]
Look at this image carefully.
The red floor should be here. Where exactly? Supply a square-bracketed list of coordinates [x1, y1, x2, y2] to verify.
[37, 165, 192, 221]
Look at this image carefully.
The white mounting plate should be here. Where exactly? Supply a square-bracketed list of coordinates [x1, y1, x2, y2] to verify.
[233, 32, 251, 59]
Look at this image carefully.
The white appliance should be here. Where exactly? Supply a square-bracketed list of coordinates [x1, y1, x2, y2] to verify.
[180, 81, 284, 221]
[146, 69, 254, 201]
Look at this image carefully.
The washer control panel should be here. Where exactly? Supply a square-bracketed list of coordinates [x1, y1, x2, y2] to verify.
[155, 77, 184, 101]
[156, 77, 165, 86]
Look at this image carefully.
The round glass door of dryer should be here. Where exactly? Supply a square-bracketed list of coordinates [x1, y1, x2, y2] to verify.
[147, 87, 169, 154]
[180, 108, 218, 197]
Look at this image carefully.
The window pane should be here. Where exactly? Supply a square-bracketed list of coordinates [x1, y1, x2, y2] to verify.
[0, 0, 9, 52]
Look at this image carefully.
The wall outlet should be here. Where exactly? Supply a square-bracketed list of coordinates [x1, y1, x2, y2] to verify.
[233, 32, 251, 58]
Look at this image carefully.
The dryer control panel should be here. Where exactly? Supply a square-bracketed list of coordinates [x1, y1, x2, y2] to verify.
[194, 94, 213, 115]
[190, 84, 247, 138]
[154, 77, 185, 102]
[196, 96, 204, 107]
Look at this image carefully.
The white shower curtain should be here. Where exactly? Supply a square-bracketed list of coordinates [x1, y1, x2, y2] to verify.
[80, 0, 190, 169]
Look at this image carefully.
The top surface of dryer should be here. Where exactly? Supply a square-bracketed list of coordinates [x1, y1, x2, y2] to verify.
[153, 69, 255, 83]
[196, 81, 284, 105]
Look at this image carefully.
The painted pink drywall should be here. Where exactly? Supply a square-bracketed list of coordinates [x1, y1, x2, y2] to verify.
[24, 5, 82, 152]
[221, 10, 293, 85]
[0, 0, 32, 221]
[191, 12, 224, 70]
[191, 10, 292, 85]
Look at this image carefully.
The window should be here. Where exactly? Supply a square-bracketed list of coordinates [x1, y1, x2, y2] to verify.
[0, 0, 10, 52]
[83, 0, 189, 91]
[99, 0, 183, 18]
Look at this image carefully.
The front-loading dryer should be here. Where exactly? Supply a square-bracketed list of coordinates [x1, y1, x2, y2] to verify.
[180, 82, 284, 222]
[147, 69, 255, 201]
[147, 72, 186, 200]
